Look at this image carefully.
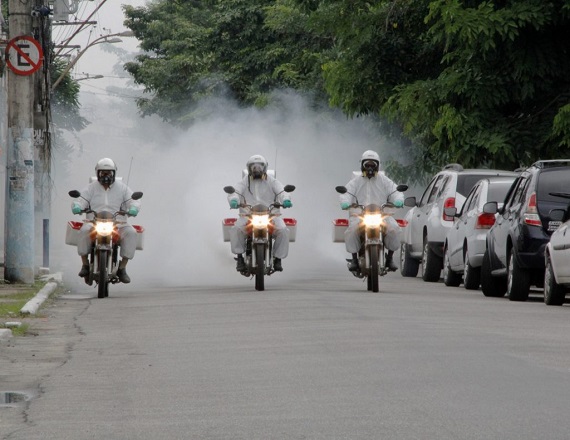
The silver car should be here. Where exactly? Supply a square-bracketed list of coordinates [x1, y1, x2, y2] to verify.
[441, 176, 518, 289]
[400, 164, 518, 282]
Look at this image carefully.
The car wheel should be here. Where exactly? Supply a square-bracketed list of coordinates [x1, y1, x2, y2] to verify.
[506, 247, 530, 301]
[481, 249, 507, 297]
[400, 243, 419, 277]
[463, 251, 481, 290]
[422, 237, 442, 282]
[443, 245, 461, 287]
[544, 255, 566, 306]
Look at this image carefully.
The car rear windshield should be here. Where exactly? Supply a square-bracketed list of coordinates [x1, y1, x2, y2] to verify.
[537, 168, 570, 203]
[486, 181, 514, 203]
[456, 174, 498, 197]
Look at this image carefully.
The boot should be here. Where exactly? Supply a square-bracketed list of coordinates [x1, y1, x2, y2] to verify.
[385, 250, 397, 272]
[348, 253, 359, 272]
[236, 254, 246, 272]
[273, 258, 283, 272]
[117, 267, 131, 284]
[78, 264, 89, 278]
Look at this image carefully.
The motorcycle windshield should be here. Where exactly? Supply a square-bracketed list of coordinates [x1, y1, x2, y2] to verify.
[95, 210, 114, 221]
[251, 204, 270, 215]
[363, 204, 382, 215]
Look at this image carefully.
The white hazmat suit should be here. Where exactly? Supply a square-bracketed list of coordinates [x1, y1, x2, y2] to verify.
[340, 171, 404, 254]
[228, 174, 291, 259]
[73, 180, 141, 259]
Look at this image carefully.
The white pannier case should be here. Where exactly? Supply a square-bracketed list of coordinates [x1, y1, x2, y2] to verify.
[332, 218, 348, 243]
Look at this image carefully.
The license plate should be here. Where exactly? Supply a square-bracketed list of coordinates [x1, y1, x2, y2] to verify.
[548, 221, 562, 232]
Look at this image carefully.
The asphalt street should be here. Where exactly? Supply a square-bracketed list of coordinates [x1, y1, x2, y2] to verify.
[2, 269, 570, 439]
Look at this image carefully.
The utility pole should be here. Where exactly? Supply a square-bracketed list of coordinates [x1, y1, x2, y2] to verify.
[5, 0, 36, 283]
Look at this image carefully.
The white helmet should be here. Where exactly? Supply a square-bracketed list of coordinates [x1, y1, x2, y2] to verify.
[361, 150, 380, 178]
[95, 158, 117, 185]
[246, 154, 268, 179]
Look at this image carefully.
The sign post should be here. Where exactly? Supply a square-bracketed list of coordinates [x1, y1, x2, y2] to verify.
[6, 36, 44, 76]
[5, 2, 37, 284]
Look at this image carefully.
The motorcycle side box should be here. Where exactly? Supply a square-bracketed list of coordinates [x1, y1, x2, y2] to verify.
[133, 225, 145, 250]
[222, 218, 237, 242]
[65, 221, 84, 246]
[284, 218, 297, 242]
[332, 219, 348, 243]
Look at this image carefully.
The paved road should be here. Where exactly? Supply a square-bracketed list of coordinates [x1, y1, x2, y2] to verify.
[3, 269, 570, 439]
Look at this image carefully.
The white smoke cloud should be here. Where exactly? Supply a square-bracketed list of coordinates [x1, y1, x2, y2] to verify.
[51, 90, 406, 292]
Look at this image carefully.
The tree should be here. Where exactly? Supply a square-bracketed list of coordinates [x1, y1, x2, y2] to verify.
[382, 0, 570, 170]
[122, 0, 570, 178]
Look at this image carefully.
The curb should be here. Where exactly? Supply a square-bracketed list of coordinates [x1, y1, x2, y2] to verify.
[20, 272, 63, 315]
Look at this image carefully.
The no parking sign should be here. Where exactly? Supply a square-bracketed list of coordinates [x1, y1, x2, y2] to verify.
[6, 36, 44, 76]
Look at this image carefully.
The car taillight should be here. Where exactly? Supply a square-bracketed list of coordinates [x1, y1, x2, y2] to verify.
[523, 192, 542, 227]
[443, 197, 455, 221]
[476, 212, 495, 229]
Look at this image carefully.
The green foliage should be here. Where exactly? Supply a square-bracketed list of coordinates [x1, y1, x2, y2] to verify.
[123, 0, 329, 126]
[383, 0, 570, 171]
[122, 0, 570, 179]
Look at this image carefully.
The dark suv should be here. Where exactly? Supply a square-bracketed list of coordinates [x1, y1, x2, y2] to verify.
[481, 160, 570, 301]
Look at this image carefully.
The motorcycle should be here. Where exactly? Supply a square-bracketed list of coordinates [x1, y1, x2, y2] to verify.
[67, 190, 144, 298]
[335, 184, 408, 292]
[223, 185, 295, 291]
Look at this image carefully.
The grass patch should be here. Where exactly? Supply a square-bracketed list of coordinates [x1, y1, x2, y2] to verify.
[9, 323, 31, 336]
[0, 281, 47, 319]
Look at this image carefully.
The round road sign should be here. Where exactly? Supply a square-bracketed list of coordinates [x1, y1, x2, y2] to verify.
[6, 36, 44, 76]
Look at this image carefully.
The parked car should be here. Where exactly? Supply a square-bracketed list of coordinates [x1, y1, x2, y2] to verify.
[442, 175, 518, 289]
[544, 204, 570, 305]
[481, 160, 570, 301]
[400, 164, 520, 282]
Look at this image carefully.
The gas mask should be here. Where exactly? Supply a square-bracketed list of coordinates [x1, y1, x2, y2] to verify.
[250, 163, 265, 179]
[98, 171, 115, 186]
[362, 160, 378, 179]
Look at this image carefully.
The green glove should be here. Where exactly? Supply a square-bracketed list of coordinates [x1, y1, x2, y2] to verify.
[230, 199, 239, 209]
[72, 203, 82, 215]
[283, 200, 292, 208]
[341, 202, 350, 210]
[128, 206, 139, 216]
[394, 199, 404, 208]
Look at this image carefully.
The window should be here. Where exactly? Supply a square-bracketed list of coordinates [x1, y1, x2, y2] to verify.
[419, 177, 437, 207]
[427, 175, 446, 204]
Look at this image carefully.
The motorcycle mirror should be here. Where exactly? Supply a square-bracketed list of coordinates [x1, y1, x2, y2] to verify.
[396, 184, 408, 192]
[224, 186, 236, 194]
[284, 185, 295, 193]
[131, 192, 143, 200]
[335, 186, 347, 194]
[69, 190, 81, 198]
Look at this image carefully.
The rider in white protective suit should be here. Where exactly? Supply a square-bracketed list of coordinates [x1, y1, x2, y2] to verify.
[71, 158, 141, 284]
[228, 155, 292, 272]
[339, 150, 404, 272]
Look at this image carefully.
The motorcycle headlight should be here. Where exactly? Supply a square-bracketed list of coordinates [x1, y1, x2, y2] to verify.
[95, 221, 114, 236]
[251, 214, 270, 228]
[362, 214, 382, 227]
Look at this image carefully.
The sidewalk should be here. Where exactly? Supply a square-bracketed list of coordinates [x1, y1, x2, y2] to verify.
[0, 266, 62, 340]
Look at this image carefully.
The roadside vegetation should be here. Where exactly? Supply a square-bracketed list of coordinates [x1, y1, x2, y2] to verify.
[0, 280, 48, 336]
[122, 0, 570, 183]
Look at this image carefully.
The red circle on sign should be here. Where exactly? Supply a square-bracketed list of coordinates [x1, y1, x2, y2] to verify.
[6, 36, 44, 76]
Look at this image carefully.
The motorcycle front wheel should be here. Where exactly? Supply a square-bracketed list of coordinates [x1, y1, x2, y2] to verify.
[368, 244, 379, 292]
[255, 245, 265, 291]
[98, 250, 109, 298]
